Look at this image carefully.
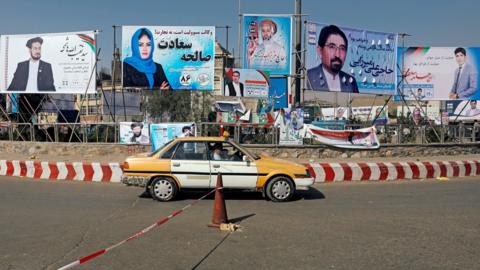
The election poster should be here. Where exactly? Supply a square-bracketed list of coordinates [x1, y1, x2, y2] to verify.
[223, 68, 269, 98]
[351, 106, 389, 125]
[243, 15, 292, 75]
[278, 108, 304, 145]
[305, 22, 397, 98]
[120, 122, 150, 145]
[122, 26, 215, 91]
[321, 107, 349, 120]
[398, 47, 480, 100]
[0, 31, 96, 93]
[396, 105, 441, 124]
[150, 122, 196, 151]
[446, 100, 480, 121]
[305, 125, 380, 149]
[269, 77, 288, 110]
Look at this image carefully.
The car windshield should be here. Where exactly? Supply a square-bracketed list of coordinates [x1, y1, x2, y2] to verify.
[230, 140, 260, 160]
[147, 140, 174, 157]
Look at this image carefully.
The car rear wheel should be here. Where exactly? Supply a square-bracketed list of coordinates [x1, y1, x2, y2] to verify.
[150, 177, 178, 202]
[266, 176, 294, 202]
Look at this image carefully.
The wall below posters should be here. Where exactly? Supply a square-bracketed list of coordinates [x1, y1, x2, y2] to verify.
[122, 26, 214, 91]
[398, 47, 480, 100]
[305, 22, 397, 98]
[0, 31, 96, 94]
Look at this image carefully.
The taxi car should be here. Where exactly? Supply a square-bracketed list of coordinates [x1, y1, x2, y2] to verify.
[122, 137, 314, 202]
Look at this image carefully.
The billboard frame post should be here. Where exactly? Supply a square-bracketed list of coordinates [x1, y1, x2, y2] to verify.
[69, 30, 101, 142]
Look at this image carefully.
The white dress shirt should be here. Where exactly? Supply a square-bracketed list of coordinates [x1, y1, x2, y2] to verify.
[26, 59, 39, 91]
[322, 66, 341, 91]
[227, 82, 242, 97]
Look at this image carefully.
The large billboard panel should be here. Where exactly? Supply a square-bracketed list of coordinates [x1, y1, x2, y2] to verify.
[122, 26, 215, 90]
[243, 15, 292, 75]
[0, 31, 96, 93]
[223, 68, 269, 97]
[305, 22, 397, 98]
[398, 47, 480, 100]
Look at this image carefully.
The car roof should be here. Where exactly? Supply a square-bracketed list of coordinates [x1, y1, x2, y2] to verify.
[175, 136, 227, 142]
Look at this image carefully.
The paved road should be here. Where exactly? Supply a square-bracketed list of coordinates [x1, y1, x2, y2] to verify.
[1, 177, 479, 270]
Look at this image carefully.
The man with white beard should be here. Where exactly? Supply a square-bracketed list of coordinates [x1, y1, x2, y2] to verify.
[247, 19, 287, 69]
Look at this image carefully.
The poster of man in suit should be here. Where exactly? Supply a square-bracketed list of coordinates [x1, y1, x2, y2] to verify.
[0, 31, 96, 94]
[399, 47, 480, 100]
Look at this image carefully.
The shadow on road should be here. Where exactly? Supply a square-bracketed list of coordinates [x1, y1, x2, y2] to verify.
[138, 187, 325, 202]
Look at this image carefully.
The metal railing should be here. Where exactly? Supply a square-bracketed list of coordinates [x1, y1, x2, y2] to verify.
[1, 121, 479, 145]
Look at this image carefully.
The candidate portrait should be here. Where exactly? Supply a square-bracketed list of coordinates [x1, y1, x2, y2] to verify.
[449, 47, 478, 99]
[7, 37, 55, 92]
[307, 25, 358, 93]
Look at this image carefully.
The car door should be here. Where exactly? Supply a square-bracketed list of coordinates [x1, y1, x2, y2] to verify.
[171, 141, 211, 188]
[208, 141, 258, 189]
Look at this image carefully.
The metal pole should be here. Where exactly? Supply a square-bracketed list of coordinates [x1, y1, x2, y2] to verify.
[112, 25, 117, 123]
[294, 0, 302, 106]
[237, 0, 242, 68]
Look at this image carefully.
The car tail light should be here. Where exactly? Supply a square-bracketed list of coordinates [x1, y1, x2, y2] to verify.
[123, 162, 129, 170]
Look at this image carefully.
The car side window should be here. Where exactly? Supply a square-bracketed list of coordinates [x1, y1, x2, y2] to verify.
[209, 142, 245, 162]
[172, 142, 207, 160]
[160, 142, 178, 159]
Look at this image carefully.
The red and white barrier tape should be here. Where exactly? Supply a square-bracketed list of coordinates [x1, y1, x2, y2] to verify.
[0, 160, 123, 182]
[307, 160, 480, 182]
[57, 187, 219, 270]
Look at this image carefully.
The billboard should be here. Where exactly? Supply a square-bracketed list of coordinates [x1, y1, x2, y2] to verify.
[223, 68, 269, 97]
[305, 22, 397, 98]
[351, 106, 389, 125]
[243, 15, 292, 75]
[0, 31, 96, 93]
[305, 125, 380, 149]
[446, 100, 480, 121]
[269, 77, 288, 110]
[398, 47, 480, 100]
[120, 122, 150, 145]
[278, 108, 304, 145]
[150, 122, 196, 151]
[122, 26, 215, 90]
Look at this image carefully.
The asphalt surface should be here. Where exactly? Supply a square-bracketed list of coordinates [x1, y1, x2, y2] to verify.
[0, 177, 479, 270]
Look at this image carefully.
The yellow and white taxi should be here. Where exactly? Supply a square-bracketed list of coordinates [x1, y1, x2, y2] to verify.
[122, 137, 314, 202]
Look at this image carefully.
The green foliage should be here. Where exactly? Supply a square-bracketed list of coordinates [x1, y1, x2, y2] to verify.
[145, 91, 192, 122]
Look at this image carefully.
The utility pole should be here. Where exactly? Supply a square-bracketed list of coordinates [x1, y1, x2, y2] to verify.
[294, 0, 302, 107]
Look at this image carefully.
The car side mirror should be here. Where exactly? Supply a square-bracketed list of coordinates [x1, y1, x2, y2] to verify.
[243, 155, 250, 162]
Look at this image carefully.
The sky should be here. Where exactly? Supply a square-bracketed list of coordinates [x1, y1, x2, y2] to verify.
[0, 0, 478, 71]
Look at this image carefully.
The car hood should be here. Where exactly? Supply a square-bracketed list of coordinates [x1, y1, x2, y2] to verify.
[256, 154, 307, 171]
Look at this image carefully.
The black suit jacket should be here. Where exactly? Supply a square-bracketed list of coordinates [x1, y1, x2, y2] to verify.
[7, 60, 55, 91]
[226, 82, 244, 97]
[307, 64, 359, 93]
[123, 62, 170, 89]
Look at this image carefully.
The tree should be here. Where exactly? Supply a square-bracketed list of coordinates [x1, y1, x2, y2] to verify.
[145, 90, 192, 122]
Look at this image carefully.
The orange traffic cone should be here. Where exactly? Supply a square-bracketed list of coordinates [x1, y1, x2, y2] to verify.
[208, 174, 228, 228]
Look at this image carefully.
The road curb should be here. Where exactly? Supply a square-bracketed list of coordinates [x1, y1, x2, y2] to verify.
[0, 160, 123, 183]
[307, 160, 480, 182]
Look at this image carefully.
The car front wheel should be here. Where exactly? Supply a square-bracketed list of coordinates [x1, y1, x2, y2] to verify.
[150, 177, 178, 202]
[266, 176, 294, 202]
